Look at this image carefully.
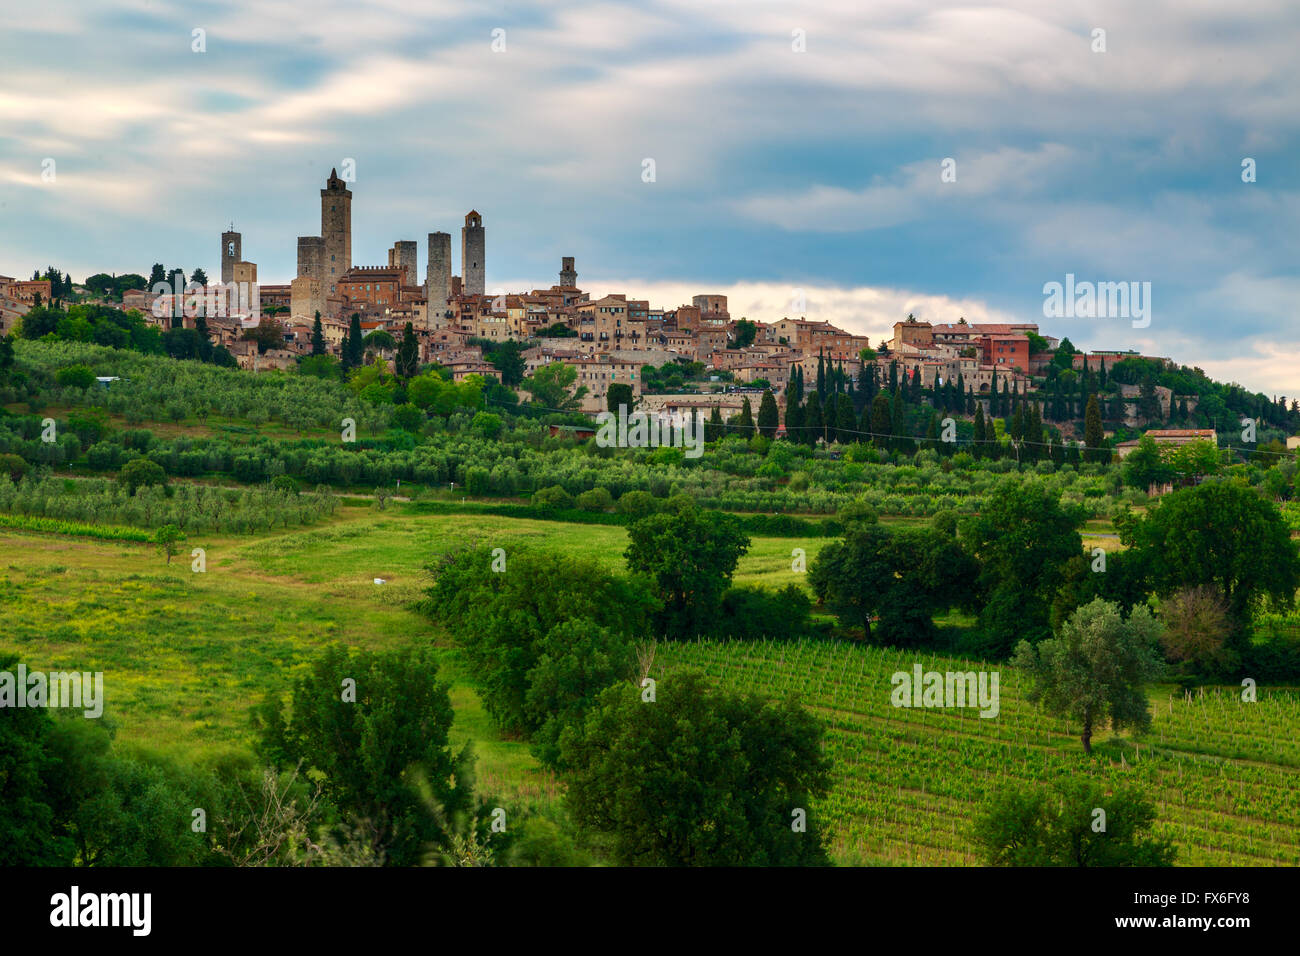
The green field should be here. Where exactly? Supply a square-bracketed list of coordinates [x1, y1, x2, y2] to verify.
[2, 506, 1295, 866]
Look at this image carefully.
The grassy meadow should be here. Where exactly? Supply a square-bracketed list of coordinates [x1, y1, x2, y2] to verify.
[3, 502, 1294, 866]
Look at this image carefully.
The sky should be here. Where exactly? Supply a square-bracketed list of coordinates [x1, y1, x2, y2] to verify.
[2, 0, 1297, 394]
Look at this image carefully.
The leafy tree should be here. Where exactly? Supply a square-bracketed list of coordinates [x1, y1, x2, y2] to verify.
[730, 318, 758, 349]
[0, 453, 26, 483]
[363, 329, 397, 354]
[624, 504, 751, 638]
[191, 267, 208, 287]
[607, 383, 635, 414]
[1120, 435, 1172, 490]
[423, 545, 655, 742]
[391, 402, 423, 432]
[253, 645, 476, 866]
[242, 315, 285, 354]
[55, 364, 95, 389]
[1117, 481, 1300, 649]
[117, 457, 167, 494]
[973, 779, 1175, 866]
[154, 524, 186, 564]
[810, 522, 977, 644]
[1013, 598, 1165, 753]
[557, 672, 832, 865]
[523, 362, 586, 410]
[395, 323, 419, 379]
[1157, 586, 1234, 675]
[0, 653, 73, 864]
[964, 478, 1086, 654]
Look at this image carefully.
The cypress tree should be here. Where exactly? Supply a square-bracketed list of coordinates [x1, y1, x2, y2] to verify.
[1084, 393, 1105, 463]
[816, 352, 826, 401]
[888, 359, 898, 395]
[707, 405, 724, 443]
[924, 412, 939, 451]
[396, 322, 419, 379]
[757, 389, 779, 438]
[869, 392, 892, 446]
[311, 311, 326, 356]
[804, 392, 824, 447]
[836, 393, 856, 444]
[973, 403, 986, 458]
[734, 397, 756, 438]
[348, 313, 364, 367]
[890, 387, 909, 453]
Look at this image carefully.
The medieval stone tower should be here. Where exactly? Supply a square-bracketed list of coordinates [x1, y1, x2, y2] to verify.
[221, 228, 241, 284]
[560, 256, 577, 288]
[461, 210, 484, 297]
[426, 232, 452, 327]
[388, 241, 418, 288]
[292, 236, 326, 321]
[321, 168, 352, 296]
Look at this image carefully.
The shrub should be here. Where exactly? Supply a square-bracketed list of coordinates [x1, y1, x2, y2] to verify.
[117, 457, 167, 494]
[532, 485, 573, 510]
[575, 487, 614, 512]
[55, 364, 96, 389]
[616, 489, 659, 521]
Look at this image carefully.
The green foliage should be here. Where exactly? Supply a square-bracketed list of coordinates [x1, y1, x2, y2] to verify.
[963, 477, 1086, 655]
[973, 779, 1175, 866]
[717, 583, 813, 640]
[1013, 598, 1165, 753]
[606, 382, 634, 414]
[253, 644, 475, 866]
[624, 504, 751, 638]
[153, 523, 186, 563]
[422, 544, 656, 745]
[55, 364, 95, 389]
[810, 522, 976, 645]
[523, 362, 585, 410]
[118, 457, 167, 494]
[558, 672, 832, 865]
[1117, 481, 1300, 648]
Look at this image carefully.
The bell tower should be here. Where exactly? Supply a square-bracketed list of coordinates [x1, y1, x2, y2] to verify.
[320, 168, 352, 296]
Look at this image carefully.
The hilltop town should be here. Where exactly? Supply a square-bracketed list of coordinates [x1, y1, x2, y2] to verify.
[5, 168, 1261, 450]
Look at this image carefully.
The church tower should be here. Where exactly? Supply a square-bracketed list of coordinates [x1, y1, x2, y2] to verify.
[320, 168, 352, 296]
[461, 210, 484, 297]
[559, 256, 577, 288]
[221, 228, 241, 284]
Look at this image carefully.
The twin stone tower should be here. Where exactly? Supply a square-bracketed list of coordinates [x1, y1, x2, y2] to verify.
[241, 168, 485, 325]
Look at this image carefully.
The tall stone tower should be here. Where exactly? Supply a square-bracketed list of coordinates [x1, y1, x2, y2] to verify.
[320, 168, 352, 297]
[388, 241, 418, 288]
[297, 236, 325, 281]
[461, 210, 484, 297]
[221, 228, 241, 284]
[559, 256, 577, 288]
[426, 232, 452, 326]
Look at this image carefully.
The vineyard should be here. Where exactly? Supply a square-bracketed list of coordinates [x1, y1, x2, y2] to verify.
[655, 637, 1300, 866]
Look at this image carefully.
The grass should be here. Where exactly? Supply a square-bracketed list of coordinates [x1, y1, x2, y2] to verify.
[5, 503, 1280, 867]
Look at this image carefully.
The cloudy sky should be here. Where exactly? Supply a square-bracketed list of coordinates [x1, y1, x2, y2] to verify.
[2, 0, 1297, 393]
